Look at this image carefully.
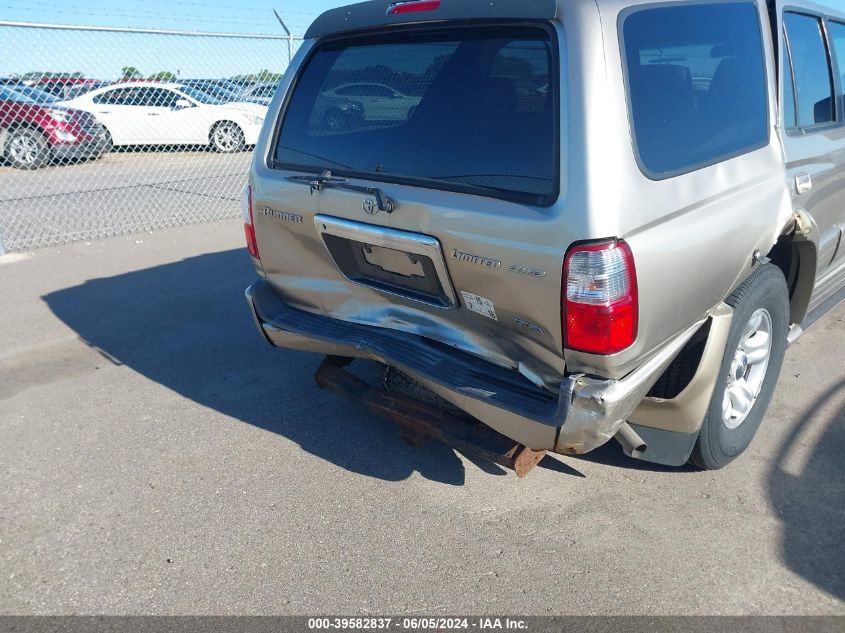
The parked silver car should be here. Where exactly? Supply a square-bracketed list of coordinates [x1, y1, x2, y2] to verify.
[243, 0, 845, 472]
[241, 81, 279, 106]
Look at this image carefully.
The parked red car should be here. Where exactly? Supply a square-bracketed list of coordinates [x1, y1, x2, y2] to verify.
[0, 86, 108, 169]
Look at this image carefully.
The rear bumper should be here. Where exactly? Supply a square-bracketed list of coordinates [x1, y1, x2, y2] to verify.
[246, 280, 703, 454]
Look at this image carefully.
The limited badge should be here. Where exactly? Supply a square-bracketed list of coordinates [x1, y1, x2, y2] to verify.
[460, 291, 498, 321]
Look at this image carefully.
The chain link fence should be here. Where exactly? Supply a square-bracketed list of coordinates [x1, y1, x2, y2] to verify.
[0, 21, 303, 253]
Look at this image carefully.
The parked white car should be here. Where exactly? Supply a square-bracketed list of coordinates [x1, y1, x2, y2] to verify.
[316, 83, 421, 129]
[58, 82, 267, 152]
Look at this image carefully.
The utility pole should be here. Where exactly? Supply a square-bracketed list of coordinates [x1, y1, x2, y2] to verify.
[273, 10, 294, 66]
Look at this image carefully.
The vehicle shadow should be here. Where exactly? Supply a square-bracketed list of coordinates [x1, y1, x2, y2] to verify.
[42, 248, 581, 485]
[768, 379, 845, 601]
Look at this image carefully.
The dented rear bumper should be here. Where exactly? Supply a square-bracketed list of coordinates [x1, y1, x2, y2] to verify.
[246, 280, 703, 455]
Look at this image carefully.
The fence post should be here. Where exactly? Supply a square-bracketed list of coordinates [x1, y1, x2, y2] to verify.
[0, 229, 6, 257]
[273, 10, 294, 66]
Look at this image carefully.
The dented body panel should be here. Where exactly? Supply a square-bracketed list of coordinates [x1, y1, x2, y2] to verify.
[243, 0, 845, 468]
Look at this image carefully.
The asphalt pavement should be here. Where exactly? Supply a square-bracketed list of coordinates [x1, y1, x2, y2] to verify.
[0, 221, 843, 615]
[0, 150, 247, 252]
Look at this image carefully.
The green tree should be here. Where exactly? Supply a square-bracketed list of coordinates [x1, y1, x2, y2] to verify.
[148, 70, 176, 81]
[121, 66, 142, 80]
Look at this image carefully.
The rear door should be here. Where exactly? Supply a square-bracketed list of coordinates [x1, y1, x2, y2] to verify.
[824, 19, 845, 274]
[254, 23, 569, 383]
[91, 87, 156, 145]
[781, 10, 845, 291]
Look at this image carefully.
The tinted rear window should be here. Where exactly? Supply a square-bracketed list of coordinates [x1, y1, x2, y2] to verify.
[274, 26, 557, 205]
[622, 2, 769, 177]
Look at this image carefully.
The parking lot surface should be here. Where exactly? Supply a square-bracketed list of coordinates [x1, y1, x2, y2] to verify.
[1, 221, 843, 615]
[0, 151, 247, 252]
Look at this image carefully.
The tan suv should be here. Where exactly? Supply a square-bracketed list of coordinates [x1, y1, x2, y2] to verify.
[244, 0, 845, 472]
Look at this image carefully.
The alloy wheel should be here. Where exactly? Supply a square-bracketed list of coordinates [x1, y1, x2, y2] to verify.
[722, 308, 773, 429]
[8, 133, 42, 166]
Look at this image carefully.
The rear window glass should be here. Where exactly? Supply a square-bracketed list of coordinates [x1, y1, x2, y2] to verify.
[274, 26, 557, 205]
[622, 2, 769, 177]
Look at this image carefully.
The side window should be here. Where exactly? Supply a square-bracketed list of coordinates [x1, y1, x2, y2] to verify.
[782, 34, 798, 129]
[99, 88, 145, 107]
[145, 88, 179, 108]
[828, 21, 845, 98]
[93, 88, 130, 105]
[371, 85, 394, 97]
[622, 2, 769, 177]
[783, 12, 835, 128]
[128, 88, 154, 107]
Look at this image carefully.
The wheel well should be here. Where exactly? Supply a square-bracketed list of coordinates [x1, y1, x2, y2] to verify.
[647, 320, 711, 399]
[649, 233, 814, 400]
[5, 120, 46, 136]
[765, 232, 816, 326]
[3, 121, 47, 145]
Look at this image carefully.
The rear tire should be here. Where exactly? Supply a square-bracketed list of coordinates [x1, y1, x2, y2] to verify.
[209, 121, 245, 153]
[5, 127, 50, 169]
[689, 264, 789, 470]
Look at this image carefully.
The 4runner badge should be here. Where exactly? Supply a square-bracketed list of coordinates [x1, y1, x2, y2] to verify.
[261, 207, 303, 224]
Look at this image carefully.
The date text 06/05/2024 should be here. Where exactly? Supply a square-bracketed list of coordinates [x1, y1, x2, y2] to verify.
[307, 617, 529, 630]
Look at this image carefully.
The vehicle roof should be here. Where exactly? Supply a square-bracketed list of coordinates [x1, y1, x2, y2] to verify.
[305, 0, 845, 40]
[306, 0, 556, 39]
[594, 0, 843, 20]
[779, 0, 845, 20]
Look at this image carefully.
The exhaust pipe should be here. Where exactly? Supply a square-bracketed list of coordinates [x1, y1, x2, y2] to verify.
[615, 422, 647, 459]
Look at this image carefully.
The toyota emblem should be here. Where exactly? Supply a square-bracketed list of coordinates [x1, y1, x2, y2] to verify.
[362, 198, 379, 215]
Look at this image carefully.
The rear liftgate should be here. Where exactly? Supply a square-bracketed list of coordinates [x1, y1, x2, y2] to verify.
[315, 356, 548, 478]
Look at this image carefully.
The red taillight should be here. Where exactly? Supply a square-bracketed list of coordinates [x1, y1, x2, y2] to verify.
[242, 185, 259, 259]
[388, 0, 441, 15]
[563, 240, 638, 355]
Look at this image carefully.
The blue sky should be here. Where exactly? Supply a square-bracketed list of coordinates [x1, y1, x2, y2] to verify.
[0, 0, 350, 79]
[1, 1, 346, 36]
